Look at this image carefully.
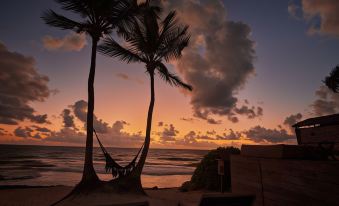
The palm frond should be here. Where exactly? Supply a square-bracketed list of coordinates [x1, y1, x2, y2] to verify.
[158, 11, 178, 43]
[43, 0, 137, 39]
[156, 11, 190, 61]
[55, 0, 91, 18]
[113, 0, 139, 33]
[137, 0, 162, 19]
[142, 6, 160, 54]
[41, 9, 83, 32]
[119, 17, 156, 60]
[324, 65, 339, 93]
[98, 36, 144, 63]
[94, 0, 123, 22]
[156, 62, 192, 91]
[114, 1, 165, 58]
[158, 29, 190, 61]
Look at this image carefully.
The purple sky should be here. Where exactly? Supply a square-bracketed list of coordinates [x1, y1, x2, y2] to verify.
[0, 0, 339, 149]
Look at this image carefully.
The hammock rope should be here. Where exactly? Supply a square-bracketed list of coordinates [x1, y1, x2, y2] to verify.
[94, 129, 144, 178]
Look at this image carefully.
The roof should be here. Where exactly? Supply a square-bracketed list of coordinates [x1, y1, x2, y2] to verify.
[293, 113, 339, 128]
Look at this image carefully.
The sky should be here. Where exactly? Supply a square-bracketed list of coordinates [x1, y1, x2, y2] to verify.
[1, 0, 339, 149]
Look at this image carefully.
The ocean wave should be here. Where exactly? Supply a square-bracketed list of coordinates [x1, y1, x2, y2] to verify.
[183, 162, 200, 167]
[145, 161, 198, 168]
[0, 170, 41, 181]
[25, 163, 55, 168]
[6, 155, 39, 159]
[157, 157, 199, 161]
[0, 175, 41, 181]
[143, 171, 193, 176]
[0, 160, 56, 168]
[39, 167, 82, 173]
[94, 157, 122, 162]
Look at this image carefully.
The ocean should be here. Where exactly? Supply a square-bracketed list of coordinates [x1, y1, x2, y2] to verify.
[0, 145, 208, 188]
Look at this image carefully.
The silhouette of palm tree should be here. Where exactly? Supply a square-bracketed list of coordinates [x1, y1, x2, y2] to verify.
[41, 0, 138, 187]
[324, 65, 339, 93]
[98, 5, 192, 192]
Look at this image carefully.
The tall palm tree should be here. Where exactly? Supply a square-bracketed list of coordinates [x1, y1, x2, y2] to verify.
[41, 0, 138, 186]
[324, 65, 339, 93]
[98, 7, 192, 191]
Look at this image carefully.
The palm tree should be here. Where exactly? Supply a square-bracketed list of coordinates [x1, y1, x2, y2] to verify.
[98, 7, 192, 192]
[324, 65, 339, 93]
[41, 0, 138, 186]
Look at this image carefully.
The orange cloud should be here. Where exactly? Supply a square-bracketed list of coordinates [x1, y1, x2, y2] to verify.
[42, 32, 87, 51]
[289, 0, 339, 37]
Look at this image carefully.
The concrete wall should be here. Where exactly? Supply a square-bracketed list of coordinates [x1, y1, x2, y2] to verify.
[231, 155, 339, 206]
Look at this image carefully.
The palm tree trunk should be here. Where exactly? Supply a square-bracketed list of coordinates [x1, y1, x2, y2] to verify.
[82, 37, 99, 183]
[135, 70, 155, 174]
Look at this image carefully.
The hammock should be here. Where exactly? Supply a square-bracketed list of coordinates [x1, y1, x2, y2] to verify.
[94, 129, 144, 178]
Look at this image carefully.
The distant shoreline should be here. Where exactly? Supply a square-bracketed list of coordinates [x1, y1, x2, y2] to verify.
[0, 143, 209, 151]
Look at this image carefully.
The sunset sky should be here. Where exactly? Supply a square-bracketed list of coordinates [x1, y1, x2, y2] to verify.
[1, 0, 339, 149]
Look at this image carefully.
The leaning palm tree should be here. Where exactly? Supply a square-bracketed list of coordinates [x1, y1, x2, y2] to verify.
[98, 8, 192, 193]
[41, 0, 139, 187]
[324, 65, 339, 93]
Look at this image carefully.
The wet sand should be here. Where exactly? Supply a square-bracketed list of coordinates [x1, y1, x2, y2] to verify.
[0, 185, 204, 206]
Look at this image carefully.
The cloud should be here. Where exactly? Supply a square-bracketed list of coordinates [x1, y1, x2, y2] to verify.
[160, 0, 261, 124]
[311, 85, 339, 115]
[13, 125, 51, 140]
[42, 101, 144, 147]
[116, 73, 144, 84]
[234, 105, 263, 120]
[206, 130, 216, 135]
[159, 124, 178, 142]
[216, 129, 241, 140]
[14, 127, 33, 138]
[44, 128, 86, 143]
[6, 99, 141, 146]
[283, 113, 303, 131]
[14, 127, 41, 139]
[0, 42, 51, 125]
[291, 0, 339, 37]
[8, 96, 297, 147]
[195, 132, 215, 140]
[72, 100, 110, 133]
[180, 117, 195, 122]
[158, 121, 164, 127]
[193, 110, 222, 124]
[32, 133, 43, 139]
[174, 130, 219, 148]
[42, 32, 87, 51]
[61, 109, 76, 128]
[116, 73, 129, 80]
[30, 114, 49, 124]
[207, 118, 222, 125]
[43, 120, 144, 147]
[32, 125, 52, 133]
[112, 120, 128, 133]
[0, 128, 9, 136]
[243, 126, 295, 143]
[288, 1, 302, 20]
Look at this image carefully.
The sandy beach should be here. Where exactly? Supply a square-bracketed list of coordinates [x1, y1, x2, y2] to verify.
[0, 186, 204, 206]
